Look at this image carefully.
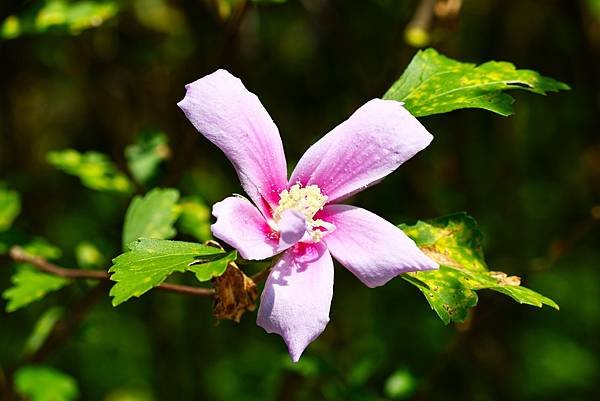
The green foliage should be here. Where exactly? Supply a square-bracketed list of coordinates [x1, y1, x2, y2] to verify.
[122, 188, 180, 249]
[75, 241, 106, 268]
[3, 267, 69, 312]
[23, 307, 64, 356]
[14, 365, 79, 401]
[0, 188, 21, 231]
[21, 238, 64, 260]
[384, 369, 417, 400]
[1, 0, 119, 39]
[188, 250, 237, 282]
[384, 48, 569, 116]
[3, 239, 66, 312]
[177, 197, 212, 242]
[400, 213, 558, 324]
[109, 238, 226, 305]
[125, 131, 170, 186]
[251, 0, 288, 4]
[47, 150, 132, 193]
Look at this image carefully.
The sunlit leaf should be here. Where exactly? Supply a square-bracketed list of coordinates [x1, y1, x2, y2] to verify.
[177, 197, 212, 242]
[0, 188, 21, 231]
[384, 48, 569, 116]
[23, 307, 64, 356]
[47, 149, 132, 193]
[1, 0, 119, 40]
[188, 250, 237, 282]
[125, 130, 170, 186]
[109, 238, 225, 306]
[21, 238, 63, 260]
[75, 241, 106, 268]
[132, 0, 186, 34]
[3, 267, 69, 313]
[400, 213, 559, 324]
[14, 365, 79, 401]
[384, 369, 417, 400]
[122, 188, 180, 249]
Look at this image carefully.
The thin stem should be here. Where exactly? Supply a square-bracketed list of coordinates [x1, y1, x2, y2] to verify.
[9, 246, 215, 297]
[406, 0, 437, 33]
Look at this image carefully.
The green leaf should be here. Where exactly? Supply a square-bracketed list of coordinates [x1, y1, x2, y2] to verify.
[75, 241, 105, 269]
[384, 369, 417, 400]
[2, 239, 65, 312]
[1, 0, 119, 40]
[21, 238, 63, 260]
[23, 307, 64, 356]
[0, 188, 21, 231]
[14, 365, 79, 401]
[122, 188, 180, 249]
[47, 149, 132, 193]
[125, 130, 170, 186]
[188, 250, 237, 282]
[400, 213, 559, 324]
[3, 266, 69, 312]
[177, 197, 212, 242]
[109, 238, 225, 306]
[384, 48, 569, 117]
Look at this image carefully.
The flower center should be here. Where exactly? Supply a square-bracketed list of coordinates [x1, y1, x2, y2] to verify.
[272, 184, 332, 242]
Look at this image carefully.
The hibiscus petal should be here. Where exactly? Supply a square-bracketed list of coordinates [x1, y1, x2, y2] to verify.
[289, 99, 433, 202]
[211, 196, 282, 260]
[178, 70, 288, 216]
[321, 204, 438, 288]
[257, 243, 334, 362]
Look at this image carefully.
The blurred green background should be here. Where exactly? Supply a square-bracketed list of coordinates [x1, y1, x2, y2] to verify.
[1, 0, 599, 400]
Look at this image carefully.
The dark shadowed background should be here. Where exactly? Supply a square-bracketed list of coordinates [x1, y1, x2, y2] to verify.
[1, 0, 599, 400]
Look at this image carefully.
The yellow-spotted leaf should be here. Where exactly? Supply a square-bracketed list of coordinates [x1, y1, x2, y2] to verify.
[384, 48, 569, 117]
[400, 213, 558, 324]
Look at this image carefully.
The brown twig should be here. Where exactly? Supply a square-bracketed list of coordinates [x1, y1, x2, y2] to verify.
[9, 246, 215, 297]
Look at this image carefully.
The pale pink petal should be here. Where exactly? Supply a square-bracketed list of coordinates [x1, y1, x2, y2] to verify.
[178, 70, 287, 216]
[257, 243, 334, 362]
[289, 99, 433, 203]
[321, 204, 438, 288]
[211, 196, 284, 260]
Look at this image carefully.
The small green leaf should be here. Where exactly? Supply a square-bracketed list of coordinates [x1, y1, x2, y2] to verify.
[3, 266, 69, 312]
[47, 149, 131, 193]
[122, 188, 180, 249]
[0, 188, 21, 231]
[384, 369, 417, 400]
[109, 238, 225, 306]
[400, 213, 558, 324]
[75, 241, 105, 269]
[188, 251, 237, 282]
[21, 238, 63, 260]
[384, 48, 569, 117]
[177, 196, 212, 242]
[125, 130, 170, 186]
[14, 365, 79, 401]
[2, 239, 65, 312]
[1, 0, 119, 40]
[23, 307, 64, 356]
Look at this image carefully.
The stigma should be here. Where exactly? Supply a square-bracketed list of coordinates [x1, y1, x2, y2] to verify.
[272, 184, 333, 242]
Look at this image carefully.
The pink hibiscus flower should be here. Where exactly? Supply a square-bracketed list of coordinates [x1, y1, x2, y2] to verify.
[178, 70, 438, 362]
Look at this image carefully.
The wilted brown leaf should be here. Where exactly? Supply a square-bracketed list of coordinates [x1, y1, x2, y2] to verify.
[212, 262, 258, 322]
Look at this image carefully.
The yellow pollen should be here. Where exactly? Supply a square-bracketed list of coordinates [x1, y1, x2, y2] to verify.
[273, 184, 328, 242]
